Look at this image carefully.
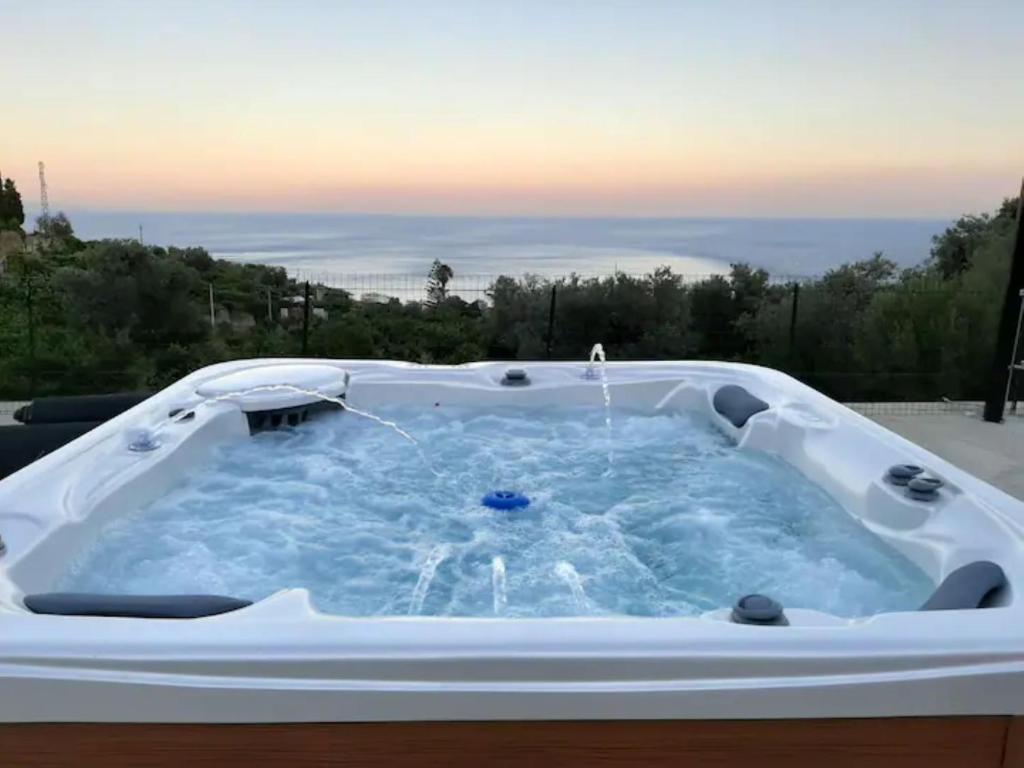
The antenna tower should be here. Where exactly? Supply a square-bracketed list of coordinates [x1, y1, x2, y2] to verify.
[38, 161, 51, 224]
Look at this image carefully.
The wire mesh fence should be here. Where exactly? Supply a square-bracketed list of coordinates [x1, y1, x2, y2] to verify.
[290, 270, 495, 304]
[0, 265, 1010, 408]
[286, 269, 770, 304]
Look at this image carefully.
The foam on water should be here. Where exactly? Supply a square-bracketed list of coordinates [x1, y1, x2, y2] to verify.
[59, 406, 934, 618]
[491, 556, 508, 615]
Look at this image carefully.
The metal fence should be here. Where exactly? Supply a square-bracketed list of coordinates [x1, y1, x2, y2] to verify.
[0, 267, 1012, 408]
[286, 269, 745, 304]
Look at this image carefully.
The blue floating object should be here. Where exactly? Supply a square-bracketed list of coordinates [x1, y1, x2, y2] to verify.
[482, 490, 530, 510]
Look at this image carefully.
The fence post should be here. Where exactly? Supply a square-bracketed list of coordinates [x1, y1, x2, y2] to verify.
[208, 283, 215, 329]
[983, 180, 1024, 423]
[301, 280, 311, 357]
[25, 274, 36, 398]
[545, 285, 557, 359]
[266, 288, 272, 323]
[788, 282, 800, 368]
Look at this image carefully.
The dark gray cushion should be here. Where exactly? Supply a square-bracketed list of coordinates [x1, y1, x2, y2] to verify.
[15, 393, 152, 425]
[24, 593, 252, 619]
[920, 561, 1006, 611]
[0, 422, 103, 479]
[713, 385, 769, 428]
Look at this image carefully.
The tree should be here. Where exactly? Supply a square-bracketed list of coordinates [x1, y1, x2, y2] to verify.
[426, 259, 454, 307]
[36, 211, 75, 240]
[53, 239, 206, 346]
[0, 177, 25, 231]
[48, 212, 74, 239]
[928, 199, 1018, 278]
[743, 252, 899, 397]
[177, 247, 215, 273]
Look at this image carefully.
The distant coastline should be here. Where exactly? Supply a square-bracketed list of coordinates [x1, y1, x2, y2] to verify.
[56, 211, 947, 279]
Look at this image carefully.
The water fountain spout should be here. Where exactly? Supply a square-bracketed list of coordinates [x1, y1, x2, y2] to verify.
[184, 382, 442, 477]
[492, 556, 508, 615]
[409, 545, 449, 615]
[585, 343, 614, 472]
[555, 561, 588, 612]
[583, 343, 604, 380]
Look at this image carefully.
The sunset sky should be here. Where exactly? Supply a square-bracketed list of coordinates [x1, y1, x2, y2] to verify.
[2, 0, 1021, 217]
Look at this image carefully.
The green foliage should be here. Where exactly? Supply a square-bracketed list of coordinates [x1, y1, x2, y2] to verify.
[53, 240, 208, 345]
[0, 177, 25, 231]
[48, 211, 74, 239]
[0, 238, 298, 397]
[928, 197, 1018, 278]
[0, 198, 1018, 403]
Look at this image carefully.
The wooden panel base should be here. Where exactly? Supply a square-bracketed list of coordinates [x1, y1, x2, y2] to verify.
[0, 717, 1019, 768]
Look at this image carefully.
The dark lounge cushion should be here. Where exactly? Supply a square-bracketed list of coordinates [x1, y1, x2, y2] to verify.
[24, 593, 252, 619]
[0, 422, 103, 480]
[713, 385, 769, 428]
[15, 393, 152, 425]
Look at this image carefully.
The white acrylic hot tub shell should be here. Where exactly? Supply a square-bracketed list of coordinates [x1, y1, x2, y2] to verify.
[0, 358, 1023, 723]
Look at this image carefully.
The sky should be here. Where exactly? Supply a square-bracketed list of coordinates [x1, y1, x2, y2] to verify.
[1, 0, 1021, 218]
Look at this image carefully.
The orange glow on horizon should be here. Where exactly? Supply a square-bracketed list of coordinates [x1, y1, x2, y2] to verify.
[3, 1, 1021, 217]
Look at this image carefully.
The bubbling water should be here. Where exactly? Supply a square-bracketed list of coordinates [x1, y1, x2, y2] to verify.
[61, 406, 934, 619]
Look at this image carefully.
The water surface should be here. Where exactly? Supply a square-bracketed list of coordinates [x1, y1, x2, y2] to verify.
[67, 211, 944, 278]
[61, 407, 933, 618]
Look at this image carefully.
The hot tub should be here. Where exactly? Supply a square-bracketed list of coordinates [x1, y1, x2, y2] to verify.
[0, 358, 1023, 725]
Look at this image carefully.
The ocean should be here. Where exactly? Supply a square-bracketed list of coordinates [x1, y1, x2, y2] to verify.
[65, 211, 946, 280]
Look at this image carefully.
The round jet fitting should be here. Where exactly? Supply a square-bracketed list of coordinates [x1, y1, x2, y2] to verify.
[887, 464, 924, 486]
[731, 594, 789, 626]
[907, 476, 943, 501]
